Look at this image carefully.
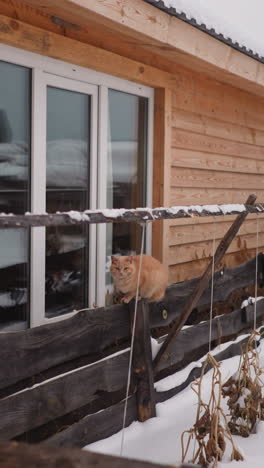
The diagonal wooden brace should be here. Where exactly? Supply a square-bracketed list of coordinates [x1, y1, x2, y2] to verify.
[153, 193, 257, 372]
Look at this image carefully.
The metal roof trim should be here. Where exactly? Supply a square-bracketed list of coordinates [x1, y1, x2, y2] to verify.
[144, 0, 264, 64]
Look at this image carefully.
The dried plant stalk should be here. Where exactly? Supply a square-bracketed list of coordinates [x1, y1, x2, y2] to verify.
[222, 331, 264, 437]
[181, 353, 243, 468]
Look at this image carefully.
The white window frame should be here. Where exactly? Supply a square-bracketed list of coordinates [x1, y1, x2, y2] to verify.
[31, 73, 98, 327]
[0, 44, 154, 325]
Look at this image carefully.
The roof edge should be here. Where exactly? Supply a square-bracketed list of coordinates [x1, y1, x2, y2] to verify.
[144, 0, 264, 65]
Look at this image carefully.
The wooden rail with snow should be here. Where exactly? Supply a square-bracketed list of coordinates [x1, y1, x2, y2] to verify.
[0, 255, 263, 449]
[1, 201, 264, 228]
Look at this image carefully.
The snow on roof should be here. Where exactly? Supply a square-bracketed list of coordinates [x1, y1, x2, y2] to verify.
[145, 0, 264, 62]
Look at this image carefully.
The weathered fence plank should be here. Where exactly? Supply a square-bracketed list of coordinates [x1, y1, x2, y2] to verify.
[0, 304, 130, 391]
[165, 252, 264, 304]
[44, 331, 262, 449]
[0, 351, 130, 440]
[44, 396, 137, 448]
[155, 299, 264, 374]
[129, 300, 156, 422]
[0, 442, 192, 468]
[151, 253, 264, 327]
[0, 255, 262, 392]
[1, 300, 262, 442]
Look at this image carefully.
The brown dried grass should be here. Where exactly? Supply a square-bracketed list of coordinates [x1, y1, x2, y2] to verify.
[181, 353, 243, 467]
[222, 331, 264, 437]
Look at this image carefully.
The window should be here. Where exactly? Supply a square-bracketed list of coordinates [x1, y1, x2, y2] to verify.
[0, 61, 31, 330]
[45, 86, 91, 318]
[105, 90, 148, 304]
[0, 45, 153, 328]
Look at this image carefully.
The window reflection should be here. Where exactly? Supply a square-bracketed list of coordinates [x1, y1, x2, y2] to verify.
[0, 61, 30, 330]
[45, 87, 90, 318]
[106, 90, 148, 304]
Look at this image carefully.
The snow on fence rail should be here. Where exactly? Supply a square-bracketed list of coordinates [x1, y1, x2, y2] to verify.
[0, 202, 264, 228]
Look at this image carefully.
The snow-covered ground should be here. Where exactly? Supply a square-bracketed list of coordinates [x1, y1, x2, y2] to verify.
[86, 338, 264, 468]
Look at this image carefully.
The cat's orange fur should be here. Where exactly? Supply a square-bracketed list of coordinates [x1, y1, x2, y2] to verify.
[110, 255, 168, 303]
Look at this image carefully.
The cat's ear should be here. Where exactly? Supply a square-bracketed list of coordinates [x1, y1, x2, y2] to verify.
[128, 256, 133, 263]
[111, 256, 117, 263]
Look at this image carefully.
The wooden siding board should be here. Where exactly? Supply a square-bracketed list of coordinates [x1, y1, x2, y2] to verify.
[169, 188, 264, 206]
[171, 148, 264, 175]
[169, 219, 261, 246]
[171, 128, 264, 161]
[171, 70, 264, 130]
[172, 108, 264, 147]
[170, 167, 264, 189]
[168, 248, 258, 284]
[169, 66, 264, 283]
[167, 232, 263, 266]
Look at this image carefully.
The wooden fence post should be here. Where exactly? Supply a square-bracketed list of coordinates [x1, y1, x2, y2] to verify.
[129, 300, 156, 422]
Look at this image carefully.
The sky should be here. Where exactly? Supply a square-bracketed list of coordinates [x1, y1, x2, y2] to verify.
[153, 0, 264, 58]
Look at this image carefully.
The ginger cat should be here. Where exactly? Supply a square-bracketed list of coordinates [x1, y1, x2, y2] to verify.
[110, 255, 168, 303]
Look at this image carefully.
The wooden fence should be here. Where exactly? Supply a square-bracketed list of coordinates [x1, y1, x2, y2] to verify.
[0, 199, 263, 466]
[0, 254, 263, 449]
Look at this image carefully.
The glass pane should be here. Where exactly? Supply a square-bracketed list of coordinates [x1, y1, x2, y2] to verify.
[0, 61, 31, 330]
[106, 90, 148, 304]
[46, 86, 90, 318]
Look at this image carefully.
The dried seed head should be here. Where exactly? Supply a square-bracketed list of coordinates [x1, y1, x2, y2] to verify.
[206, 437, 219, 462]
[194, 408, 211, 439]
[232, 448, 244, 461]
[218, 429, 226, 455]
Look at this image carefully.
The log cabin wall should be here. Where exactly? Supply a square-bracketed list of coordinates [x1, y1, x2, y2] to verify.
[1, 0, 264, 287]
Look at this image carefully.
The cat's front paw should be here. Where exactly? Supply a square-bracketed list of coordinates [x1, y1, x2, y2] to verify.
[121, 294, 141, 304]
[121, 295, 132, 304]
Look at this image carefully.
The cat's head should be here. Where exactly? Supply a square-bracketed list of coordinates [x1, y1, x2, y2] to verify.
[110, 255, 135, 280]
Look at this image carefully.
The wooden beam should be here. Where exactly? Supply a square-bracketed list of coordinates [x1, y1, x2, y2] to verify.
[129, 300, 156, 422]
[2, 203, 264, 229]
[0, 0, 179, 82]
[0, 14, 171, 88]
[18, 0, 170, 44]
[152, 88, 171, 263]
[0, 441, 188, 468]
